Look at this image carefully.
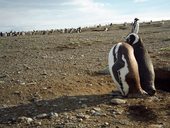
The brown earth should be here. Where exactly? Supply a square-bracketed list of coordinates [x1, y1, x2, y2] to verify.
[0, 21, 170, 128]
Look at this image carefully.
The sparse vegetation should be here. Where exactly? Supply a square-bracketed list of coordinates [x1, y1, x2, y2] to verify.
[160, 47, 170, 51]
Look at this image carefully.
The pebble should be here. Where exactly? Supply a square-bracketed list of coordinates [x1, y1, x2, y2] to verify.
[17, 116, 34, 124]
[13, 91, 21, 95]
[23, 64, 31, 70]
[41, 70, 47, 75]
[34, 121, 42, 126]
[104, 122, 109, 126]
[0, 81, 5, 84]
[76, 113, 90, 119]
[112, 109, 124, 115]
[20, 82, 26, 85]
[35, 113, 49, 119]
[93, 107, 101, 112]
[90, 110, 106, 116]
[49, 112, 59, 119]
[111, 98, 127, 105]
[148, 124, 164, 128]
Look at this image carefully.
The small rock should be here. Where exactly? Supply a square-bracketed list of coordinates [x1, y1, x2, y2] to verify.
[35, 113, 49, 119]
[23, 64, 31, 70]
[42, 87, 48, 90]
[78, 118, 83, 122]
[89, 83, 93, 86]
[17, 71, 21, 74]
[112, 109, 124, 115]
[100, 122, 110, 128]
[90, 110, 106, 116]
[41, 70, 47, 75]
[26, 82, 37, 85]
[17, 116, 33, 124]
[76, 113, 90, 119]
[93, 107, 101, 112]
[13, 91, 21, 95]
[148, 124, 164, 128]
[49, 112, 59, 119]
[20, 82, 26, 85]
[104, 122, 109, 126]
[34, 121, 42, 126]
[0, 81, 5, 84]
[111, 98, 126, 105]
[16, 80, 25, 85]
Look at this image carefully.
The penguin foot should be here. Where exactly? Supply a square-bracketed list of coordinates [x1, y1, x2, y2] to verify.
[128, 90, 148, 98]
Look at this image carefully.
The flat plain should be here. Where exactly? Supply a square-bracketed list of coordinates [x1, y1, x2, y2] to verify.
[0, 21, 169, 128]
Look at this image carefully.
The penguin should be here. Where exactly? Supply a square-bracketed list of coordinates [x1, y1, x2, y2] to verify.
[108, 42, 146, 97]
[125, 33, 156, 96]
[131, 18, 139, 34]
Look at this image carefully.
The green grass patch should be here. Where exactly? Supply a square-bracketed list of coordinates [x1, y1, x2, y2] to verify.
[160, 47, 170, 51]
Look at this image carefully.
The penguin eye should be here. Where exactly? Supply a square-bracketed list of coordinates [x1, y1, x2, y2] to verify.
[126, 38, 130, 43]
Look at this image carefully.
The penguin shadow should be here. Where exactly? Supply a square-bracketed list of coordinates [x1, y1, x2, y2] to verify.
[0, 94, 112, 124]
[127, 105, 157, 122]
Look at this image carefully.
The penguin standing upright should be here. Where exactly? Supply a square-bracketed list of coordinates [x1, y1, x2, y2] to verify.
[108, 42, 146, 97]
[125, 33, 156, 96]
[131, 18, 139, 34]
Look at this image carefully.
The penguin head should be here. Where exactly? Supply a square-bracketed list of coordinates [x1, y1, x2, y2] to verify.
[125, 33, 139, 45]
[134, 18, 139, 21]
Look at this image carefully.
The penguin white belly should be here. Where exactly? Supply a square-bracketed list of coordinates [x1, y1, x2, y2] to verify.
[119, 55, 129, 95]
[108, 43, 129, 96]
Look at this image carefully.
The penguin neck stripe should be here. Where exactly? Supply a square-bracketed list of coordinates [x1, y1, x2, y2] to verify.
[131, 33, 139, 45]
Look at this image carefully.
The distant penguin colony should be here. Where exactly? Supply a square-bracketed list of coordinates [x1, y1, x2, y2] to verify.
[108, 18, 156, 97]
[108, 42, 146, 97]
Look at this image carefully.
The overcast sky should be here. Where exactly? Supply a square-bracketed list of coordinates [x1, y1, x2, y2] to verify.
[0, 0, 170, 32]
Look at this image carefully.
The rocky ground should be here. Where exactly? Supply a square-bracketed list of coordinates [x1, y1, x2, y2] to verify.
[0, 21, 169, 128]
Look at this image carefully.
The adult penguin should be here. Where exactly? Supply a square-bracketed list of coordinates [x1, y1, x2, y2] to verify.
[108, 42, 146, 97]
[131, 18, 139, 34]
[125, 33, 156, 96]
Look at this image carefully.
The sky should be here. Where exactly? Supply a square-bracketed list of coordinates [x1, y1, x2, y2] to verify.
[0, 0, 170, 32]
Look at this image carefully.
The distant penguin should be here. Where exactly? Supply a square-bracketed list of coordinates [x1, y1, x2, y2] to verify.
[131, 18, 139, 34]
[108, 42, 146, 97]
[125, 33, 156, 96]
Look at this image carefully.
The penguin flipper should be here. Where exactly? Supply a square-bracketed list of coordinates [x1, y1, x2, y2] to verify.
[112, 59, 125, 83]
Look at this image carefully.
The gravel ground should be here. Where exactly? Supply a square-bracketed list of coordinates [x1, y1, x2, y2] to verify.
[0, 21, 169, 128]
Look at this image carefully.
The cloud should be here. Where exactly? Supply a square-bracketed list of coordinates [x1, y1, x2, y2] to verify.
[134, 0, 148, 3]
[0, 0, 169, 32]
[60, 0, 117, 24]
